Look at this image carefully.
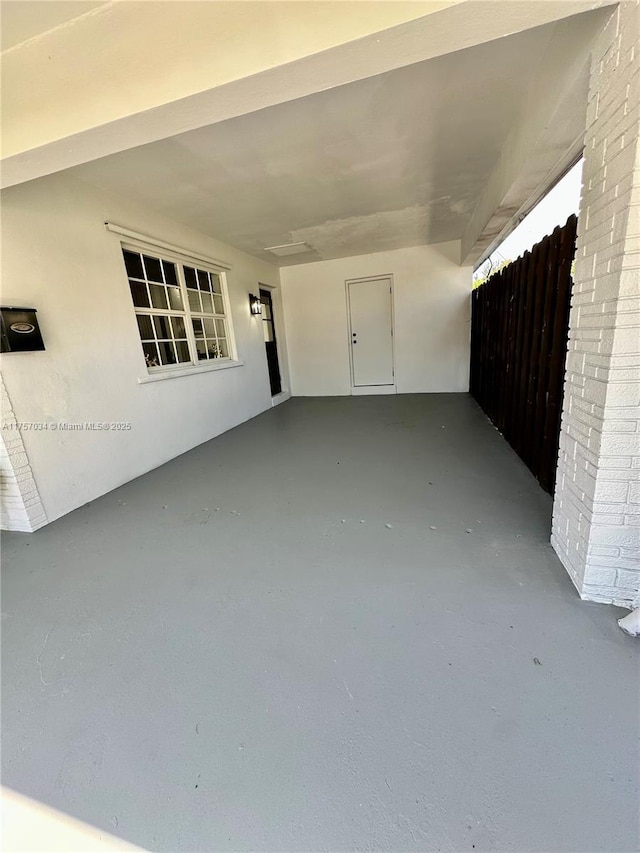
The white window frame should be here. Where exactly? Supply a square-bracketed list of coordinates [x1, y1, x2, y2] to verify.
[119, 237, 241, 380]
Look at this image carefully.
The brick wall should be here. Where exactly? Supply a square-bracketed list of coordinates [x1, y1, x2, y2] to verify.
[552, 1, 640, 608]
[0, 375, 47, 532]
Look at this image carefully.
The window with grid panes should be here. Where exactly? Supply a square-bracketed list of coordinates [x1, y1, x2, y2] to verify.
[122, 247, 232, 371]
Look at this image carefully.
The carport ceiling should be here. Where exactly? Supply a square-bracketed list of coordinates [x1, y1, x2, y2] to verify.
[0, 1, 109, 51]
[72, 15, 595, 266]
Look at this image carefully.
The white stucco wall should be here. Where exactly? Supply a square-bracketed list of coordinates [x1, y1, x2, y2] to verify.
[0, 173, 289, 527]
[280, 242, 472, 396]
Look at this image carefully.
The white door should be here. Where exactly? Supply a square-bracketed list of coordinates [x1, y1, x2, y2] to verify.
[348, 277, 394, 387]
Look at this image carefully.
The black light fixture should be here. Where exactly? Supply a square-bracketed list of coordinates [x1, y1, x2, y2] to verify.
[249, 293, 263, 315]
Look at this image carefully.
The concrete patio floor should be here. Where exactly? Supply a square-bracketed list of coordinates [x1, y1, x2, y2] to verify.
[2, 394, 638, 852]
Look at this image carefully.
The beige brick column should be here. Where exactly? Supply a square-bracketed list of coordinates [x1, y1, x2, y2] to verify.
[0, 374, 47, 532]
[552, 1, 640, 608]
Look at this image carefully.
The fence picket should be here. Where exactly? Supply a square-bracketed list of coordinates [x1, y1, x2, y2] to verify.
[470, 214, 577, 495]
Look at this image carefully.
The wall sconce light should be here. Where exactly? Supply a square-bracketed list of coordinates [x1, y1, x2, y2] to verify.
[249, 293, 263, 315]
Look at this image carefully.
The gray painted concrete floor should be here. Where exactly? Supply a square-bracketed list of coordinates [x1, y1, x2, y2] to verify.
[2, 395, 638, 853]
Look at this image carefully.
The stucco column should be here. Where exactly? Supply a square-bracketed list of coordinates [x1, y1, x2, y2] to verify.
[552, 1, 640, 608]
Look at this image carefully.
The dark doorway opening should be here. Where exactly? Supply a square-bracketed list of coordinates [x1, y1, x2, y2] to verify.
[260, 288, 282, 396]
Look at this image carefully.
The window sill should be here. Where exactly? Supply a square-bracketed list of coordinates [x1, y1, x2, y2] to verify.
[138, 359, 244, 384]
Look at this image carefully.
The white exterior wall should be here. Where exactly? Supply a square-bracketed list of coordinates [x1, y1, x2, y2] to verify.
[280, 242, 472, 396]
[552, 1, 640, 608]
[0, 173, 289, 528]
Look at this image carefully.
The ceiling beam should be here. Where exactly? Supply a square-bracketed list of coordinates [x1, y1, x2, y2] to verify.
[1, 0, 614, 189]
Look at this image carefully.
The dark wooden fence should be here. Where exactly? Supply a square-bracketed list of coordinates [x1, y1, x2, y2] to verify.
[470, 214, 577, 494]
